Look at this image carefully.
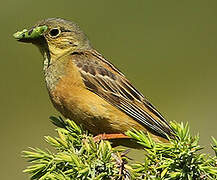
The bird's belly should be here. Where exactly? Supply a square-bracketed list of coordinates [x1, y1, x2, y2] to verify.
[49, 81, 146, 135]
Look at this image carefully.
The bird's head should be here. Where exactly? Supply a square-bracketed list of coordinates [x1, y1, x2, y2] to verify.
[13, 18, 91, 59]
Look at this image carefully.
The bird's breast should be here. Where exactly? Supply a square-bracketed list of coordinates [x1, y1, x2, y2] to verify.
[44, 59, 146, 135]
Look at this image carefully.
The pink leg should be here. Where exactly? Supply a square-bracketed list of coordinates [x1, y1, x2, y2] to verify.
[93, 133, 130, 142]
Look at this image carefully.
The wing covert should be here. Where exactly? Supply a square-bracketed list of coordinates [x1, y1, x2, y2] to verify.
[70, 50, 174, 139]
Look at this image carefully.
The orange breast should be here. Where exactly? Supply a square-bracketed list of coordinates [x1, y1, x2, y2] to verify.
[48, 60, 145, 134]
[47, 59, 167, 142]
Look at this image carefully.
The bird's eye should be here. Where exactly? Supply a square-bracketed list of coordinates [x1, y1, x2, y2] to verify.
[49, 28, 60, 37]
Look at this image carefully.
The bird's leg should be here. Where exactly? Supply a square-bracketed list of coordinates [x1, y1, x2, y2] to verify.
[93, 133, 130, 142]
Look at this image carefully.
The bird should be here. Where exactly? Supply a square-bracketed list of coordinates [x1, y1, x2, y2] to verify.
[13, 18, 175, 144]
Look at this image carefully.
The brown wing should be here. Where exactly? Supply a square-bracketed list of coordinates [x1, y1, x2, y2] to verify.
[70, 50, 174, 139]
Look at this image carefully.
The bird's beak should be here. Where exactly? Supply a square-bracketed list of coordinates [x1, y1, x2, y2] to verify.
[13, 25, 48, 43]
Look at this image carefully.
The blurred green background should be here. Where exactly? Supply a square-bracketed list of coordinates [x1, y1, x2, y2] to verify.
[1, 0, 217, 179]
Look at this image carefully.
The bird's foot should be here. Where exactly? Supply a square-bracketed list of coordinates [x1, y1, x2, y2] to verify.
[93, 133, 130, 142]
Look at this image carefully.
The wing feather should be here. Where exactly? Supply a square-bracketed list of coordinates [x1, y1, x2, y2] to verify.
[70, 50, 174, 139]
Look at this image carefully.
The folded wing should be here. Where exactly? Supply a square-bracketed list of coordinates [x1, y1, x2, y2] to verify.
[70, 50, 174, 139]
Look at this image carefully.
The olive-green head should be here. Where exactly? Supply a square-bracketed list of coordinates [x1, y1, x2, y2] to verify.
[13, 18, 92, 57]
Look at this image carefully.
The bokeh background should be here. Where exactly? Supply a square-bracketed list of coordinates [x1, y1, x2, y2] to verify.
[1, 0, 217, 179]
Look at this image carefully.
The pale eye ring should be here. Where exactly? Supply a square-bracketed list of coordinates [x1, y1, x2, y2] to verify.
[49, 28, 60, 37]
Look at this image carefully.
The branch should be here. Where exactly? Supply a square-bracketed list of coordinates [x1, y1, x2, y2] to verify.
[22, 116, 217, 180]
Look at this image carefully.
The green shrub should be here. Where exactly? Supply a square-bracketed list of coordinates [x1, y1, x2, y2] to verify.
[23, 116, 217, 180]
